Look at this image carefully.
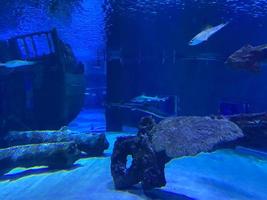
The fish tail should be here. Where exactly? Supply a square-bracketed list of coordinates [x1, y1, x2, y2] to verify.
[0, 63, 5, 67]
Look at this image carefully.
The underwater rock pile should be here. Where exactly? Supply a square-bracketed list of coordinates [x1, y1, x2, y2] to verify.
[3, 130, 109, 156]
[111, 116, 244, 190]
[0, 142, 80, 176]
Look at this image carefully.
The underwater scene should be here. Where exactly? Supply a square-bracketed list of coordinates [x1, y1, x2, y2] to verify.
[0, 0, 267, 199]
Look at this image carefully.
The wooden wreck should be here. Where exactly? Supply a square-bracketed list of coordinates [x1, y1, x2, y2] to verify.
[0, 29, 85, 135]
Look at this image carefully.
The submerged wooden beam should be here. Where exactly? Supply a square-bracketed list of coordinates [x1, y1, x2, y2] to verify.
[30, 36, 38, 56]
[0, 142, 81, 176]
[226, 112, 267, 120]
[225, 113, 267, 150]
[10, 30, 53, 40]
[3, 131, 109, 156]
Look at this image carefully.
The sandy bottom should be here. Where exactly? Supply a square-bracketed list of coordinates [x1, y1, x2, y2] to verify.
[0, 110, 267, 200]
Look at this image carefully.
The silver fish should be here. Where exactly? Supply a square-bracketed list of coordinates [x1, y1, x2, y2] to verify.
[189, 22, 229, 46]
[0, 60, 36, 68]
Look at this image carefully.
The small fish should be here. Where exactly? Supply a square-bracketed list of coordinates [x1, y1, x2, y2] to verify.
[131, 95, 168, 103]
[189, 22, 229, 46]
[0, 60, 36, 68]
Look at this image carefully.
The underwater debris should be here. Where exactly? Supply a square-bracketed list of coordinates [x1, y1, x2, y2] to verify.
[227, 112, 267, 150]
[151, 116, 244, 158]
[0, 29, 85, 133]
[189, 22, 229, 46]
[0, 142, 80, 176]
[3, 130, 109, 157]
[225, 44, 267, 72]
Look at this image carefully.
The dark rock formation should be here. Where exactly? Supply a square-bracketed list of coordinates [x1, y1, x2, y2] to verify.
[225, 44, 267, 72]
[111, 116, 246, 190]
[0, 142, 81, 176]
[111, 135, 170, 190]
[111, 117, 170, 190]
[111, 113, 267, 190]
[151, 116, 244, 158]
[3, 130, 109, 156]
[137, 116, 156, 140]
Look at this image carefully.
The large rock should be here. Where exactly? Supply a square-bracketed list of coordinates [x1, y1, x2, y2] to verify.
[111, 135, 170, 190]
[111, 117, 170, 190]
[0, 142, 81, 176]
[151, 116, 244, 158]
[3, 130, 109, 156]
[111, 116, 245, 191]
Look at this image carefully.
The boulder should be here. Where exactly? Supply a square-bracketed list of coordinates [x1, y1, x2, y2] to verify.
[111, 117, 170, 190]
[151, 116, 244, 158]
[111, 116, 245, 190]
[111, 135, 170, 190]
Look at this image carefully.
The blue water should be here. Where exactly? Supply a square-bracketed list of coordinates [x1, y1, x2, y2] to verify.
[106, 0, 267, 115]
[1, 1, 267, 199]
[0, 0, 105, 62]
